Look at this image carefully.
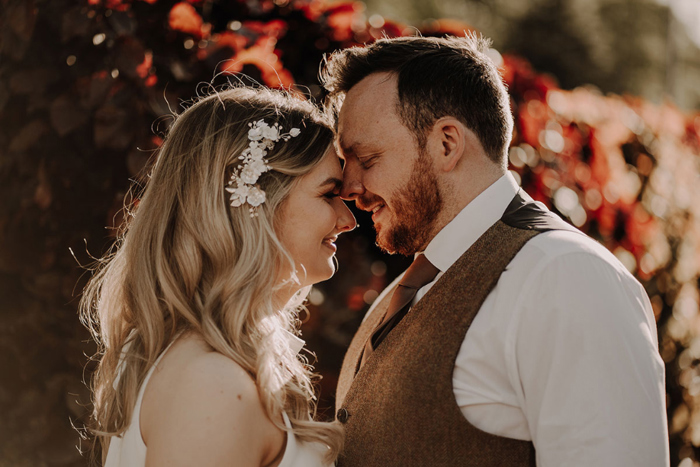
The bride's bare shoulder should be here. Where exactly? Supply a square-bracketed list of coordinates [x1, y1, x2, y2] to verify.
[141, 332, 281, 466]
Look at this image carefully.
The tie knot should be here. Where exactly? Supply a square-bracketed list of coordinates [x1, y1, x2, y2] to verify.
[400, 254, 440, 290]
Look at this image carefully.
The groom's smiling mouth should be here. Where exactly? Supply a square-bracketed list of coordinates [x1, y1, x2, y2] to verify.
[370, 204, 386, 222]
[356, 197, 387, 224]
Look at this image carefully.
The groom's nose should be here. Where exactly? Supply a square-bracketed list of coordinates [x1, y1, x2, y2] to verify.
[340, 159, 364, 201]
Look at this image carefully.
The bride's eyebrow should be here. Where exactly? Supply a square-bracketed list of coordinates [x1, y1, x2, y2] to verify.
[319, 178, 342, 190]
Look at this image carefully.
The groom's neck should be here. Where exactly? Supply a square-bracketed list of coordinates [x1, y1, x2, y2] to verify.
[431, 165, 506, 237]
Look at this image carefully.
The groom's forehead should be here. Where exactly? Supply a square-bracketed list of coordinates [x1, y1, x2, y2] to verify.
[336, 134, 374, 158]
[335, 115, 357, 156]
[337, 93, 391, 155]
[340, 72, 397, 118]
[336, 133, 353, 155]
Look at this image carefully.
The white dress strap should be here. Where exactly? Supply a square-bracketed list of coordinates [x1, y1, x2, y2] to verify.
[104, 334, 332, 466]
[104, 337, 179, 467]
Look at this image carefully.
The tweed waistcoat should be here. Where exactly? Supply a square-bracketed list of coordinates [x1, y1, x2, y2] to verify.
[335, 191, 579, 467]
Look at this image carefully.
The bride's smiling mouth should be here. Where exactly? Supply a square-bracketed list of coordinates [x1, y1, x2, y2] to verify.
[322, 236, 338, 252]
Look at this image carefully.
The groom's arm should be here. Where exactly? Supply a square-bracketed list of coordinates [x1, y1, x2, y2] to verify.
[512, 249, 668, 466]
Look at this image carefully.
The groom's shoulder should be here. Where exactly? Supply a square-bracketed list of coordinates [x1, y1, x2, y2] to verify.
[526, 228, 616, 261]
[514, 228, 635, 283]
[493, 229, 650, 316]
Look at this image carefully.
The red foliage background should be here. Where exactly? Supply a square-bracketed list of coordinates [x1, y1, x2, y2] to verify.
[1, 0, 699, 465]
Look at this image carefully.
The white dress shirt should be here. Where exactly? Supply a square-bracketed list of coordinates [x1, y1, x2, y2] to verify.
[367, 173, 669, 466]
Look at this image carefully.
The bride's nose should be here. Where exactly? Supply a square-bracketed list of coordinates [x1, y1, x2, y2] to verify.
[335, 199, 357, 233]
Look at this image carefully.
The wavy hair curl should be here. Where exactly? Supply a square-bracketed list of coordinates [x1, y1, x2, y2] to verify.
[80, 86, 343, 464]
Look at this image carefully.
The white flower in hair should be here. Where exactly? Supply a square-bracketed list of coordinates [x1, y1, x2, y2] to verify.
[226, 185, 249, 207]
[261, 124, 280, 141]
[239, 165, 259, 185]
[246, 187, 266, 207]
[226, 119, 301, 217]
[251, 163, 268, 183]
[248, 125, 263, 141]
[249, 145, 265, 159]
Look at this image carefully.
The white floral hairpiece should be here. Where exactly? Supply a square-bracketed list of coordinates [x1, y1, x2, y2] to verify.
[226, 119, 301, 217]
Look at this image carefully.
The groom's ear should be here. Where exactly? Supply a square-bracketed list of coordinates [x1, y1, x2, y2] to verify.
[428, 117, 468, 173]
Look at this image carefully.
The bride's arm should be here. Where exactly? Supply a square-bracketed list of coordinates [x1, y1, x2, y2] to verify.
[143, 352, 283, 467]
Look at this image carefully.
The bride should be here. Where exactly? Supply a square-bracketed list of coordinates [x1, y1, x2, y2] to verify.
[80, 86, 356, 466]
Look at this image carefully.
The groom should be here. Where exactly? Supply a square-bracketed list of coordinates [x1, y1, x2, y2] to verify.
[321, 35, 669, 466]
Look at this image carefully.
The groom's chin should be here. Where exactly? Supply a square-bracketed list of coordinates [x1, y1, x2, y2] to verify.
[374, 229, 401, 256]
[373, 225, 393, 254]
[376, 224, 422, 256]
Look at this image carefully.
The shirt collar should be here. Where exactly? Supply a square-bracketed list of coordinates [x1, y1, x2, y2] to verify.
[423, 173, 520, 272]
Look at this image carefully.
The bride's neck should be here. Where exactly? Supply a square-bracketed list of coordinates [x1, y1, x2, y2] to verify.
[272, 285, 301, 312]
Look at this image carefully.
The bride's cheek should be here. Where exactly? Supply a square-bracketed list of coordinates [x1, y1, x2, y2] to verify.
[330, 206, 340, 228]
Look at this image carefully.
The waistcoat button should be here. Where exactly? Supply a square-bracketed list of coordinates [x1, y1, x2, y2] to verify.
[337, 408, 349, 423]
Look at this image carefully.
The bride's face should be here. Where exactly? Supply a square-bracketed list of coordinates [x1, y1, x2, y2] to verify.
[277, 150, 357, 287]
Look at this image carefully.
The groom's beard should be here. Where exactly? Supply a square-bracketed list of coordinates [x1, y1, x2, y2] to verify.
[375, 153, 442, 256]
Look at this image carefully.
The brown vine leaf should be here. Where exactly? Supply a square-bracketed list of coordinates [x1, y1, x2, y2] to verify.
[34, 161, 51, 210]
[49, 94, 88, 136]
[94, 102, 133, 150]
[60, 6, 91, 43]
[9, 68, 54, 96]
[9, 120, 47, 153]
[114, 37, 146, 79]
[108, 9, 137, 35]
[0, 81, 9, 113]
[81, 71, 115, 109]
[0, 0, 37, 61]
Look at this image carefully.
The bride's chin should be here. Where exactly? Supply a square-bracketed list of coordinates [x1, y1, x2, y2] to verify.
[322, 268, 336, 281]
[320, 262, 337, 281]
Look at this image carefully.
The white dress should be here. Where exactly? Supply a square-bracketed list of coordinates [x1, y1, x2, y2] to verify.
[104, 335, 331, 467]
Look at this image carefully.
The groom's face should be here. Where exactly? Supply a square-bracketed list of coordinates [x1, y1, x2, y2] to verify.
[337, 73, 442, 255]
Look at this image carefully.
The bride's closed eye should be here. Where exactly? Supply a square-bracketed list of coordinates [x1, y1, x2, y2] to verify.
[318, 177, 343, 202]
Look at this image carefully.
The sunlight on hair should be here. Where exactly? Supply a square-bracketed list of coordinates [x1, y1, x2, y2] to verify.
[80, 86, 343, 463]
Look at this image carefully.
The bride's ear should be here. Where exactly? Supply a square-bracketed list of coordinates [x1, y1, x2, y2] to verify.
[427, 117, 467, 173]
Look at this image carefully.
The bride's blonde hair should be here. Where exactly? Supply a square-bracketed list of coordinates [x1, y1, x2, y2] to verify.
[80, 87, 343, 463]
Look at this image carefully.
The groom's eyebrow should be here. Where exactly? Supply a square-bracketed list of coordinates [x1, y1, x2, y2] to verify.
[341, 142, 378, 160]
[338, 136, 368, 157]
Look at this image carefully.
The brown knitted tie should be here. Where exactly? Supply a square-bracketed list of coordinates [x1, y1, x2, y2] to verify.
[360, 254, 440, 368]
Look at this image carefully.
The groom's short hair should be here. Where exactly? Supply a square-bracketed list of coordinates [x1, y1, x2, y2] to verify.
[321, 34, 513, 165]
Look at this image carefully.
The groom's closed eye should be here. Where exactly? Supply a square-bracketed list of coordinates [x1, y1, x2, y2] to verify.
[340, 139, 380, 160]
[358, 155, 379, 169]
